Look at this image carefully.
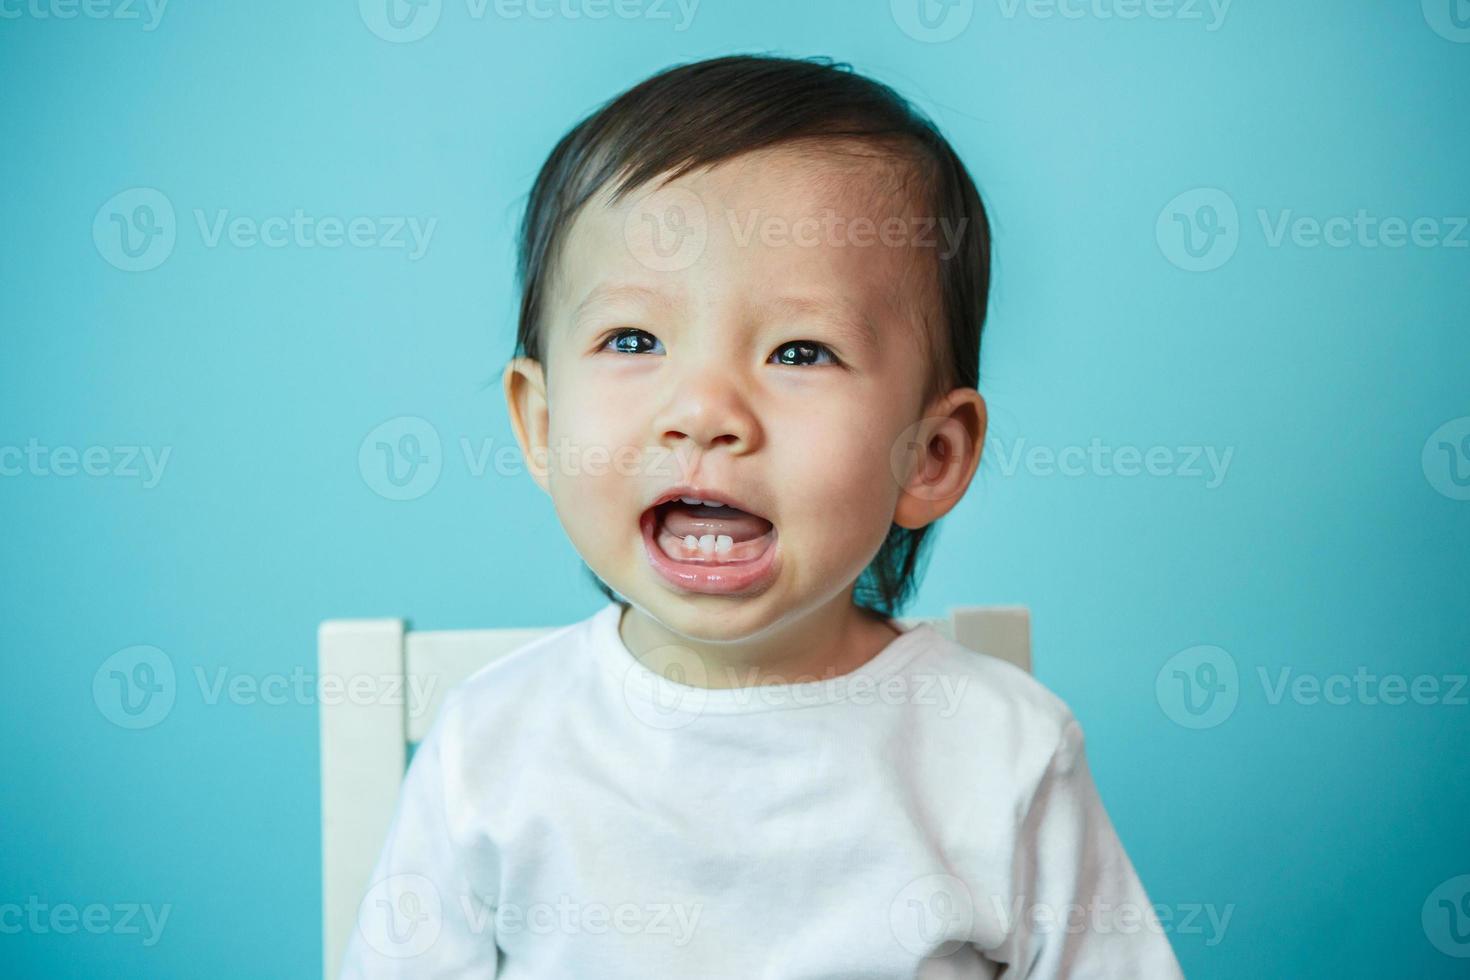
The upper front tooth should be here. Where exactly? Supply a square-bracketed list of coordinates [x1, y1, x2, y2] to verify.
[679, 496, 726, 508]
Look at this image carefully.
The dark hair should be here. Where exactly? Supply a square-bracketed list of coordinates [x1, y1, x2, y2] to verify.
[511, 53, 992, 619]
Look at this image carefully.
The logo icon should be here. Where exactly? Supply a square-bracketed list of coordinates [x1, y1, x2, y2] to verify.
[889, 873, 974, 957]
[360, 0, 442, 43]
[621, 643, 710, 730]
[1156, 644, 1239, 729]
[359, 416, 443, 501]
[1156, 188, 1239, 272]
[357, 874, 443, 958]
[1422, 417, 1470, 501]
[93, 188, 176, 272]
[1423, 0, 1470, 42]
[93, 645, 177, 729]
[1423, 875, 1470, 958]
[891, 0, 975, 43]
[622, 185, 708, 273]
[888, 416, 976, 502]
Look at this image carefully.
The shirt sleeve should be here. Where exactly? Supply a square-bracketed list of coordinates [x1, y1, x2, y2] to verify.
[994, 715, 1185, 979]
[338, 690, 500, 979]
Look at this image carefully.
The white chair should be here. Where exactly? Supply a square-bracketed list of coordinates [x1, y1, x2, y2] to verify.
[316, 604, 1031, 980]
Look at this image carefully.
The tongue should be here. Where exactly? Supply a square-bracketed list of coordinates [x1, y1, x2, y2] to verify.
[659, 503, 772, 543]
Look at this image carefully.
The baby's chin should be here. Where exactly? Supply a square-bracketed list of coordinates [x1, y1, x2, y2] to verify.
[621, 591, 804, 658]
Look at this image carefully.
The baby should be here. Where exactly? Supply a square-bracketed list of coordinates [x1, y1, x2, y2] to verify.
[341, 54, 1185, 978]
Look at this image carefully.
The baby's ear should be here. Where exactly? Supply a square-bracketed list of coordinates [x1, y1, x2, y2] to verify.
[503, 357, 551, 495]
[891, 388, 987, 529]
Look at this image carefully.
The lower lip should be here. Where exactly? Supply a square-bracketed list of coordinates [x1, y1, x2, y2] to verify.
[639, 508, 780, 596]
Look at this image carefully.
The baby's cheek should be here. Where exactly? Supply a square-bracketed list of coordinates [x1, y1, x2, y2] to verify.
[548, 470, 627, 575]
[542, 422, 616, 534]
[548, 397, 628, 482]
[783, 429, 897, 533]
[830, 424, 901, 497]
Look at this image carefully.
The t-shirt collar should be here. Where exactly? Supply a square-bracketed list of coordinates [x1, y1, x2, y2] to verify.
[589, 599, 935, 715]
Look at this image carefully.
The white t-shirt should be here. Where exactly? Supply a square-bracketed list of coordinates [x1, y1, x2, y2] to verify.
[340, 600, 1185, 979]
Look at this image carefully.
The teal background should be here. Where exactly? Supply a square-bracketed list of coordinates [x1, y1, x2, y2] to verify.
[2, 1, 1467, 977]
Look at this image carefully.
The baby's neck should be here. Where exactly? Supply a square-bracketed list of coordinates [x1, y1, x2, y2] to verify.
[617, 599, 901, 690]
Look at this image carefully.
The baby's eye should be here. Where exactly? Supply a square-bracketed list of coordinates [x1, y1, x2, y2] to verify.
[770, 340, 839, 367]
[601, 328, 663, 355]
[598, 330, 837, 366]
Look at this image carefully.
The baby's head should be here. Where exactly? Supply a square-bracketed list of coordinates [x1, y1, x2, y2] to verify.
[504, 54, 991, 641]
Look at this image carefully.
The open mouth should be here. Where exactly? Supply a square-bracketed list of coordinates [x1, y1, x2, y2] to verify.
[649, 497, 776, 563]
[639, 494, 780, 595]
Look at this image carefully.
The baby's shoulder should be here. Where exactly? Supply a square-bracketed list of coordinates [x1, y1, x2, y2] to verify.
[422, 618, 590, 747]
[897, 625, 1080, 767]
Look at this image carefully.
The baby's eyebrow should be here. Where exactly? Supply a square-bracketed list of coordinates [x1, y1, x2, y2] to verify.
[573, 281, 675, 320]
[758, 294, 879, 352]
[575, 281, 675, 315]
[569, 281, 678, 337]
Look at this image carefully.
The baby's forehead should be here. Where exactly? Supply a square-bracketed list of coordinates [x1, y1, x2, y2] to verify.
[608, 142, 928, 228]
[554, 142, 941, 313]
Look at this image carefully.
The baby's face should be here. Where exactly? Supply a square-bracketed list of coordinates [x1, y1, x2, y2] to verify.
[508, 144, 979, 639]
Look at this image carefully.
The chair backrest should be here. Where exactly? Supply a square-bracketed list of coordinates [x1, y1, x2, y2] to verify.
[317, 605, 1030, 980]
